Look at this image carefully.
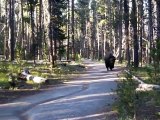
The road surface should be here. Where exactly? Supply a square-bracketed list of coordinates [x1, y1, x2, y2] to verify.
[0, 60, 121, 120]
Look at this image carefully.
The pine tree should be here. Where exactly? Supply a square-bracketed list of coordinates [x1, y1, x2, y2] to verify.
[48, 0, 67, 66]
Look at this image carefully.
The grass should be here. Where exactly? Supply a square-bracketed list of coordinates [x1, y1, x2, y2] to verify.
[131, 67, 150, 80]
[0, 61, 86, 89]
[116, 65, 160, 119]
[130, 65, 160, 84]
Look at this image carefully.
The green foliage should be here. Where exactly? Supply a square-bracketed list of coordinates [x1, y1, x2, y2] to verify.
[75, 54, 82, 61]
[59, 45, 66, 57]
[0, 62, 21, 88]
[28, 0, 38, 5]
[116, 71, 138, 119]
[91, 0, 97, 10]
[49, 0, 67, 63]
[0, 61, 86, 89]
[76, 0, 90, 24]
[150, 40, 160, 83]
[23, 16, 30, 23]
[131, 65, 160, 84]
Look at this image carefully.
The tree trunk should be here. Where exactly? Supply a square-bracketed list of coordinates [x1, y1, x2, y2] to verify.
[28, 1, 36, 64]
[118, 0, 123, 63]
[48, 1, 55, 66]
[71, 0, 75, 60]
[108, 0, 113, 51]
[131, 0, 139, 67]
[67, 0, 70, 60]
[38, 0, 43, 60]
[156, 0, 160, 40]
[124, 0, 130, 66]
[91, 0, 97, 60]
[4, 0, 9, 60]
[9, 0, 15, 61]
[137, 0, 143, 66]
[148, 0, 153, 64]
[21, 0, 25, 59]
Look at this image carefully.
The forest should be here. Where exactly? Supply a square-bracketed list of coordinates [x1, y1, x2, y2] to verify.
[0, 0, 160, 68]
[1, 0, 160, 119]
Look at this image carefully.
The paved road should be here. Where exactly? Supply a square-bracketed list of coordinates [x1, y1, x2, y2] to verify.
[0, 60, 121, 120]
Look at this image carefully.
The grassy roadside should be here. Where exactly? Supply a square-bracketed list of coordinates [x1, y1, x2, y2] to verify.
[131, 65, 160, 84]
[0, 60, 87, 104]
[115, 66, 160, 120]
[0, 60, 86, 89]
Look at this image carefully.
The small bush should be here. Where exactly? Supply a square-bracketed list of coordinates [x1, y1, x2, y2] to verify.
[116, 71, 138, 119]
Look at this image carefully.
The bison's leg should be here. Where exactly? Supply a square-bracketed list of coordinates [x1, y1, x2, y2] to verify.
[107, 67, 109, 71]
[105, 61, 109, 71]
[108, 57, 115, 71]
[110, 66, 113, 71]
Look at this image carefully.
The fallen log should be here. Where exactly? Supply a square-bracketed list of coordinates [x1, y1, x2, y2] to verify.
[124, 70, 160, 91]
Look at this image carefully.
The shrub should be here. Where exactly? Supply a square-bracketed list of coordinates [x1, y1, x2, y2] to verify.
[116, 71, 138, 119]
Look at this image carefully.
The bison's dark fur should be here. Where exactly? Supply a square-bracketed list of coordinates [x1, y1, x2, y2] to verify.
[104, 54, 116, 71]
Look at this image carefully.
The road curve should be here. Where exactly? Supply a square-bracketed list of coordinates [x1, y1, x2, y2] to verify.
[0, 60, 121, 120]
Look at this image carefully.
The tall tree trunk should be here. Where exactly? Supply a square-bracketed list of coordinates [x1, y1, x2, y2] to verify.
[38, 0, 43, 60]
[108, 0, 113, 51]
[91, 0, 96, 60]
[50, 26, 54, 66]
[156, 0, 160, 40]
[138, 0, 143, 66]
[21, 0, 25, 59]
[28, 1, 36, 64]
[124, 0, 130, 66]
[67, 0, 70, 60]
[97, 23, 100, 60]
[148, 0, 153, 64]
[48, 0, 55, 66]
[118, 0, 123, 63]
[71, 0, 75, 60]
[131, 0, 139, 67]
[155, 0, 160, 72]
[4, 0, 9, 59]
[9, 0, 15, 61]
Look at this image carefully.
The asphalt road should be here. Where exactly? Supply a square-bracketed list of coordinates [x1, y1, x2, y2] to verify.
[0, 60, 121, 120]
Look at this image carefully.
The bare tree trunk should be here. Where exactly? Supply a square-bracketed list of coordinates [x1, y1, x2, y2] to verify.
[21, 0, 25, 59]
[4, 0, 9, 59]
[131, 0, 139, 67]
[137, 0, 143, 66]
[28, 1, 36, 64]
[91, 0, 97, 59]
[9, 0, 15, 61]
[118, 0, 123, 63]
[48, 0, 55, 66]
[71, 0, 75, 60]
[108, 0, 113, 51]
[148, 0, 153, 64]
[38, 0, 43, 60]
[156, 0, 160, 40]
[124, 0, 130, 66]
[67, 0, 70, 60]
[97, 24, 100, 60]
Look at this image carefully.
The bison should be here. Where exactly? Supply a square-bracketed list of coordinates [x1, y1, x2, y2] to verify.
[104, 54, 116, 71]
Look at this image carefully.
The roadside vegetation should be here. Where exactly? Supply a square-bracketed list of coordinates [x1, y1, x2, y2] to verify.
[0, 60, 86, 90]
[116, 66, 160, 120]
[131, 66, 160, 85]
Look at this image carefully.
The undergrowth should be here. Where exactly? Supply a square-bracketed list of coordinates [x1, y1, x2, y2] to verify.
[116, 68, 160, 119]
[0, 61, 85, 89]
[116, 71, 138, 119]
